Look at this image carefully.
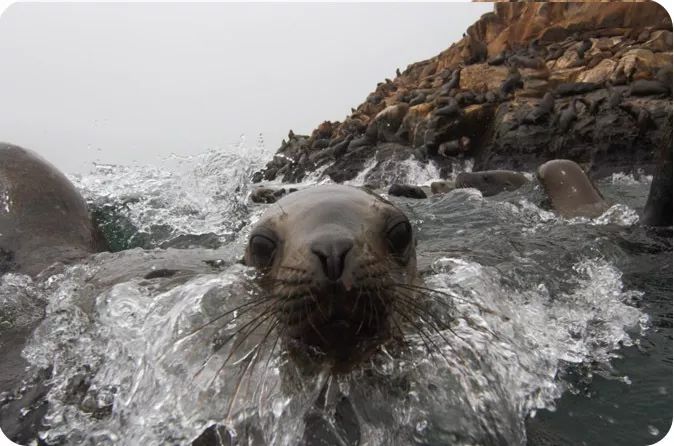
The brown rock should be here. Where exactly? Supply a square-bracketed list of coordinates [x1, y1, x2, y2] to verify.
[593, 36, 622, 52]
[644, 30, 673, 53]
[459, 64, 508, 91]
[366, 103, 410, 142]
[586, 51, 613, 69]
[402, 103, 433, 127]
[549, 67, 585, 84]
[516, 79, 550, 98]
[260, 0, 673, 184]
[615, 49, 671, 81]
[553, 48, 583, 70]
[577, 58, 618, 84]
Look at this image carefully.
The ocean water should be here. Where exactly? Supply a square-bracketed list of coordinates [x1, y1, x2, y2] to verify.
[0, 143, 671, 445]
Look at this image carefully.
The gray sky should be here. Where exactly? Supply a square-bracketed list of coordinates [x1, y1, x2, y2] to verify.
[0, 2, 492, 173]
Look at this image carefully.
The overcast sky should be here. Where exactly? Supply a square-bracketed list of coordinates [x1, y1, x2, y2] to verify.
[0, 2, 492, 173]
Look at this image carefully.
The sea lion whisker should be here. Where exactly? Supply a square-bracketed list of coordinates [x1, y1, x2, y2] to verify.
[394, 296, 483, 367]
[392, 289, 459, 335]
[254, 322, 285, 406]
[391, 292, 465, 358]
[202, 308, 279, 388]
[395, 284, 509, 344]
[171, 295, 275, 346]
[391, 306, 455, 367]
[389, 310, 409, 349]
[350, 287, 364, 315]
[365, 272, 382, 334]
[303, 294, 330, 345]
[393, 282, 506, 319]
[193, 302, 279, 379]
[225, 342, 262, 421]
[307, 289, 329, 320]
[372, 281, 392, 336]
[239, 319, 280, 401]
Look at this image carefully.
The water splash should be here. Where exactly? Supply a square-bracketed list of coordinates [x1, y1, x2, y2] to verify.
[69, 139, 272, 250]
[609, 172, 652, 185]
[19, 250, 646, 446]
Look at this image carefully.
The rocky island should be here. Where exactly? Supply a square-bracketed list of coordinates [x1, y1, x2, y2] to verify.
[253, 1, 672, 191]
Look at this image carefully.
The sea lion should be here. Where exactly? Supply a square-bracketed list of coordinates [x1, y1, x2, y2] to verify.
[431, 180, 454, 195]
[555, 82, 600, 97]
[629, 79, 669, 96]
[557, 99, 581, 133]
[488, 50, 507, 66]
[243, 185, 418, 370]
[388, 184, 427, 199]
[455, 170, 529, 197]
[365, 104, 409, 143]
[0, 144, 107, 441]
[0, 143, 107, 276]
[500, 65, 524, 97]
[509, 54, 545, 70]
[522, 92, 555, 124]
[434, 97, 462, 118]
[445, 68, 461, 91]
[642, 142, 672, 227]
[409, 93, 427, 106]
[576, 39, 592, 60]
[455, 91, 476, 106]
[537, 159, 609, 218]
[438, 136, 471, 157]
[331, 134, 354, 158]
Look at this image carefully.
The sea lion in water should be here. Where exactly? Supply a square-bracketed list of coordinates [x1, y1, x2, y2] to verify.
[0, 143, 108, 441]
[642, 141, 672, 227]
[455, 170, 529, 197]
[0, 143, 107, 276]
[244, 184, 418, 371]
[537, 159, 609, 218]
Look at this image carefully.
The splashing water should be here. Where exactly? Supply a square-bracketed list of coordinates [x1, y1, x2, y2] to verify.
[69, 138, 272, 250]
[344, 157, 442, 187]
[3, 148, 670, 446]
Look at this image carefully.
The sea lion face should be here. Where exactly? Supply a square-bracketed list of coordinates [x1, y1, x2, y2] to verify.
[245, 185, 417, 369]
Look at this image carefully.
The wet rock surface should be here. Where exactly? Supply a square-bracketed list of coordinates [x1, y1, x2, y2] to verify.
[253, 2, 672, 186]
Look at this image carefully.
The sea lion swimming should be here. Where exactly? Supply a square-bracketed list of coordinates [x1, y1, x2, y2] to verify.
[537, 159, 609, 218]
[0, 143, 107, 276]
[244, 184, 419, 371]
[455, 170, 530, 197]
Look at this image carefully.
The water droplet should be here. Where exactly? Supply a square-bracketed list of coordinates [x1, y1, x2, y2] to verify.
[416, 420, 428, 433]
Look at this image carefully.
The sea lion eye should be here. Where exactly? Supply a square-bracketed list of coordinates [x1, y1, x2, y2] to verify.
[249, 234, 277, 267]
[386, 220, 412, 255]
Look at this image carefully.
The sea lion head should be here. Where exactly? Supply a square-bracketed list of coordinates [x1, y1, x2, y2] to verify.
[245, 184, 417, 370]
[537, 159, 608, 218]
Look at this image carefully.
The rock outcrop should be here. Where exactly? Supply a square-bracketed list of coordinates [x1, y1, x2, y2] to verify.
[254, 2, 672, 185]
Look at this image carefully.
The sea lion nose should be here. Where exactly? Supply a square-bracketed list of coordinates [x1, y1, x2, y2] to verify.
[311, 237, 354, 282]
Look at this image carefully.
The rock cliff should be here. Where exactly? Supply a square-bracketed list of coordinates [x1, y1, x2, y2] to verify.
[254, 1, 672, 186]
